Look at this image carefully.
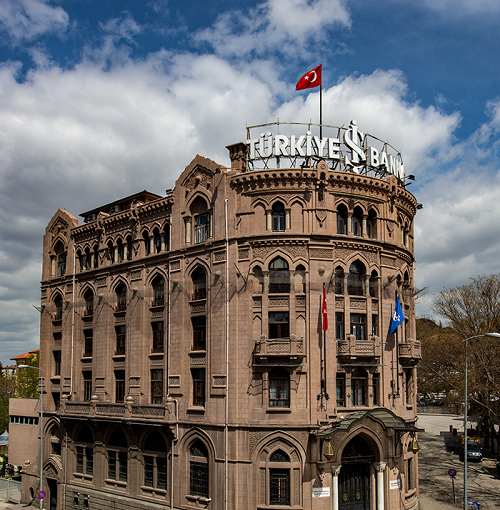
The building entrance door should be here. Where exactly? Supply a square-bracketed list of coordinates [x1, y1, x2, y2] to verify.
[339, 462, 370, 510]
[47, 478, 57, 510]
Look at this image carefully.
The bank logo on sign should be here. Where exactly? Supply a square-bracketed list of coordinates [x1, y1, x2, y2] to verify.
[344, 119, 366, 167]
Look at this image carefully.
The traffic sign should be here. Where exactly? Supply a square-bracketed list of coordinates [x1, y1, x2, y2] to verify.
[38, 491, 46, 499]
[448, 469, 457, 478]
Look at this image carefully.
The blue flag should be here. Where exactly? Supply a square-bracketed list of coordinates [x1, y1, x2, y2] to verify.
[389, 296, 405, 336]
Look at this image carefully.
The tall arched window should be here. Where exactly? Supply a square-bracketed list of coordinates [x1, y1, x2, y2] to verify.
[348, 261, 365, 296]
[54, 294, 63, 320]
[84, 290, 94, 317]
[76, 425, 94, 477]
[143, 431, 167, 490]
[334, 266, 344, 294]
[351, 368, 368, 406]
[367, 209, 377, 239]
[269, 257, 289, 293]
[337, 204, 347, 234]
[369, 270, 378, 298]
[153, 228, 162, 253]
[272, 202, 285, 232]
[192, 267, 207, 300]
[269, 368, 290, 407]
[126, 235, 133, 261]
[189, 440, 209, 498]
[107, 429, 128, 483]
[93, 245, 99, 269]
[143, 231, 151, 256]
[108, 241, 115, 264]
[117, 239, 124, 262]
[351, 206, 363, 236]
[269, 450, 291, 505]
[116, 283, 127, 311]
[54, 241, 67, 277]
[191, 197, 211, 244]
[152, 276, 165, 306]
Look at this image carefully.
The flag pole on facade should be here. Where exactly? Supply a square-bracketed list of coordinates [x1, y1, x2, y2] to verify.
[322, 283, 329, 403]
[389, 295, 405, 336]
[296, 64, 322, 139]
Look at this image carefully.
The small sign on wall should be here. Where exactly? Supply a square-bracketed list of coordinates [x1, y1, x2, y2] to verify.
[390, 479, 401, 490]
[312, 487, 331, 497]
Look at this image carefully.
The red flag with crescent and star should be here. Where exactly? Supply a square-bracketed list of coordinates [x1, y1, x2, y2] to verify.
[296, 64, 322, 90]
[322, 283, 328, 331]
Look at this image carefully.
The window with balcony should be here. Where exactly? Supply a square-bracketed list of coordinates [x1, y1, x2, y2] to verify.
[143, 431, 167, 490]
[107, 428, 128, 483]
[269, 312, 289, 339]
[351, 368, 367, 406]
[83, 329, 93, 357]
[151, 369, 163, 404]
[115, 326, 126, 355]
[152, 321, 164, 353]
[152, 276, 165, 306]
[83, 371, 92, 401]
[272, 202, 285, 231]
[350, 314, 366, 340]
[347, 261, 365, 296]
[115, 370, 125, 402]
[189, 440, 209, 497]
[192, 369, 205, 407]
[269, 257, 289, 293]
[192, 316, 206, 350]
[269, 368, 290, 407]
[192, 267, 207, 300]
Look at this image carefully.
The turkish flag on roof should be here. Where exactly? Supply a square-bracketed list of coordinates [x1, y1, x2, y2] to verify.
[296, 64, 322, 90]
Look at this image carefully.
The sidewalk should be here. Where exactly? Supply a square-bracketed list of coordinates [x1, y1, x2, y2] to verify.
[0, 502, 32, 509]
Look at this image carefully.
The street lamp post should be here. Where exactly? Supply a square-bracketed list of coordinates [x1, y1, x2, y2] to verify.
[18, 364, 45, 510]
[463, 332, 500, 509]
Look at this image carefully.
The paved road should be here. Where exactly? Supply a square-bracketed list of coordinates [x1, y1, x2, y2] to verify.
[418, 413, 500, 509]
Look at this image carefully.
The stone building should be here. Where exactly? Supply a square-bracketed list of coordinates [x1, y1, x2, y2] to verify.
[36, 122, 421, 510]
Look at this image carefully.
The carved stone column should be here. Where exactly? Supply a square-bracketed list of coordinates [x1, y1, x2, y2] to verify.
[374, 462, 387, 510]
[331, 465, 342, 510]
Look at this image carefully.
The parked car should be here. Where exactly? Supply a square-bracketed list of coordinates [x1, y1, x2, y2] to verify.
[459, 442, 482, 462]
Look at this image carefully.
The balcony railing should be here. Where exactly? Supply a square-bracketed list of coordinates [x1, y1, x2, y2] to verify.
[337, 335, 381, 358]
[253, 335, 305, 364]
[398, 339, 422, 362]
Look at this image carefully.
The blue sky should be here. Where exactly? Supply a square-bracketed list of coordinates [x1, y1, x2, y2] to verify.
[1, 0, 500, 364]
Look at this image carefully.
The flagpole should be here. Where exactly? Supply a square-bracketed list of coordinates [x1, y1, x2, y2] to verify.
[320, 80, 323, 140]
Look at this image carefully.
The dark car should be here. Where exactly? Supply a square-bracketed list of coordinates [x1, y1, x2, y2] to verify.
[459, 442, 482, 462]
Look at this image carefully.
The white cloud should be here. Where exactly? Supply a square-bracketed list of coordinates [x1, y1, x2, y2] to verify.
[0, 0, 68, 44]
[194, 0, 351, 57]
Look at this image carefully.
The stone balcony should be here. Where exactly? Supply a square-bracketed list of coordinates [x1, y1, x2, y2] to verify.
[398, 338, 422, 364]
[60, 398, 176, 424]
[253, 335, 305, 365]
[337, 335, 381, 359]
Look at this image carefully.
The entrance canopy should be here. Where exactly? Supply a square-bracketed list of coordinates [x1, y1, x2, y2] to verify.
[316, 408, 424, 438]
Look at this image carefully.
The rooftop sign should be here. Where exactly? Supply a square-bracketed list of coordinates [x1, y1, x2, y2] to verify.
[245, 120, 404, 179]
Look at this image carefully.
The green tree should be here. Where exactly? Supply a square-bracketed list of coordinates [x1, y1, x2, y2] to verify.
[14, 352, 40, 399]
[0, 362, 15, 434]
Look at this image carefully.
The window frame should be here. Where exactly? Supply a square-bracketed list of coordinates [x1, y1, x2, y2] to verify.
[269, 368, 290, 408]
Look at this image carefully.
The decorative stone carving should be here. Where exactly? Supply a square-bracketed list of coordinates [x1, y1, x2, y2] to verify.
[310, 248, 333, 259]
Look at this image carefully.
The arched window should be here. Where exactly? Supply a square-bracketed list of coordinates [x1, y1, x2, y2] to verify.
[50, 425, 62, 456]
[77, 249, 84, 271]
[191, 196, 211, 244]
[84, 247, 91, 269]
[348, 261, 365, 296]
[76, 425, 94, 477]
[84, 290, 94, 317]
[93, 245, 99, 269]
[143, 431, 167, 490]
[126, 235, 133, 261]
[143, 231, 151, 256]
[334, 266, 344, 294]
[295, 264, 306, 293]
[369, 270, 378, 298]
[192, 268, 207, 300]
[108, 429, 128, 483]
[152, 276, 164, 306]
[351, 368, 368, 406]
[117, 239, 124, 263]
[337, 204, 347, 234]
[54, 294, 63, 320]
[269, 368, 290, 407]
[54, 241, 66, 277]
[269, 450, 291, 506]
[116, 283, 127, 311]
[253, 265, 264, 294]
[153, 228, 162, 254]
[269, 257, 289, 293]
[189, 440, 209, 498]
[272, 202, 285, 232]
[108, 241, 115, 264]
[351, 206, 363, 236]
[367, 209, 377, 239]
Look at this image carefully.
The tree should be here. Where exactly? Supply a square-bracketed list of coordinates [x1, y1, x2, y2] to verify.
[0, 362, 15, 434]
[14, 352, 40, 399]
[430, 274, 500, 455]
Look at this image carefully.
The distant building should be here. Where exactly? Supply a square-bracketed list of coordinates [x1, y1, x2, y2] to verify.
[38, 122, 421, 510]
[10, 350, 39, 370]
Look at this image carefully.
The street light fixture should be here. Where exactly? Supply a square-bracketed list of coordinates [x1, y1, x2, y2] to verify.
[463, 332, 500, 509]
[18, 364, 45, 510]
